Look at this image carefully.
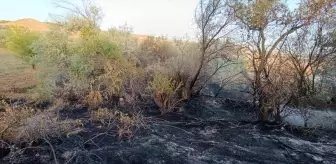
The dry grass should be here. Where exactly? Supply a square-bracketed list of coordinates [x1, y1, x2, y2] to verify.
[90, 108, 143, 138]
[0, 100, 81, 143]
[0, 18, 50, 32]
[0, 48, 37, 99]
[85, 90, 103, 110]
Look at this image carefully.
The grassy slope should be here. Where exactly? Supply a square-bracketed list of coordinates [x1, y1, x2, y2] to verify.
[0, 48, 37, 99]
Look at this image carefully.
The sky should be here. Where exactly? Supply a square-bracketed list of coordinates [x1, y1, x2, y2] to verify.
[0, 0, 198, 38]
[0, 0, 299, 38]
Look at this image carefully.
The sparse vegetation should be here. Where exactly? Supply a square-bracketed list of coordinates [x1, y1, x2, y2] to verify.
[0, 0, 336, 163]
[90, 108, 143, 138]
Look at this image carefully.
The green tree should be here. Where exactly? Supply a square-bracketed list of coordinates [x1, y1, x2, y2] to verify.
[5, 25, 39, 68]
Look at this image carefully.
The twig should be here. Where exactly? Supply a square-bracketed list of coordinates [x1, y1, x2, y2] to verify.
[44, 138, 59, 164]
[64, 153, 76, 164]
[84, 132, 107, 145]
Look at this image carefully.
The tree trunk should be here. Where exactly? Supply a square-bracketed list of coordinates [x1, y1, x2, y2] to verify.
[311, 73, 316, 94]
[188, 48, 205, 98]
[254, 70, 269, 121]
[298, 73, 307, 97]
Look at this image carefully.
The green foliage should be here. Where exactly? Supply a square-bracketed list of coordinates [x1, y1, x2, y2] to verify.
[5, 26, 39, 62]
[148, 73, 183, 114]
[68, 54, 93, 79]
[94, 34, 120, 59]
[96, 60, 124, 96]
[0, 28, 7, 47]
[31, 28, 69, 63]
[139, 36, 173, 64]
[74, 29, 121, 59]
[64, 16, 93, 32]
[30, 22, 139, 105]
[149, 73, 176, 96]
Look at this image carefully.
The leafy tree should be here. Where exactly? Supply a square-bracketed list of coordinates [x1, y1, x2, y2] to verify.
[5, 25, 39, 68]
[51, 0, 103, 31]
[229, 0, 335, 121]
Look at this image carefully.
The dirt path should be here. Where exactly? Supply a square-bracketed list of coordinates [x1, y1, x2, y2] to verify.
[0, 49, 37, 99]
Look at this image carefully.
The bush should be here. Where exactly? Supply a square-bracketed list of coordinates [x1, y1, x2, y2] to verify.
[30, 23, 140, 109]
[77, 29, 121, 59]
[0, 27, 7, 47]
[148, 73, 183, 114]
[30, 28, 86, 102]
[85, 90, 103, 110]
[4, 25, 39, 67]
[107, 24, 135, 56]
[137, 36, 173, 67]
[90, 108, 143, 138]
[145, 39, 203, 100]
[0, 100, 80, 143]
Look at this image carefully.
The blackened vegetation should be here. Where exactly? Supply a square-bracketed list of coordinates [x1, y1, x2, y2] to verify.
[1, 96, 336, 164]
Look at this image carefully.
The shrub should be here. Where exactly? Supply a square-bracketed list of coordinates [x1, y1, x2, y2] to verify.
[148, 73, 183, 114]
[85, 90, 103, 110]
[107, 24, 135, 56]
[0, 100, 80, 143]
[30, 23, 140, 108]
[117, 111, 138, 138]
[0, 27, 7, 47]
[137, 36, 173, 67]
[146, 39, 202, 100]
[31, 28, 69, 63]
[90, 108, 142, 138]
[15, 112, 79, 142]
[77, 30, 121, 59]
[4, 25, 39, 68]
[90, 108, 117, 123]
[86, 56, 141, 108]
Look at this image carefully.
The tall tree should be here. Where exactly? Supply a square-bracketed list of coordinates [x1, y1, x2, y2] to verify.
[190, 0, 235, 98]
[285, 19, 336, 98]
[229, 0, 335, 121]
[51, 0, 103, 30]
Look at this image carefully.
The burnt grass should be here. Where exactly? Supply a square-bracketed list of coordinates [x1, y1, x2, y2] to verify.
[1, 96, 336, 164]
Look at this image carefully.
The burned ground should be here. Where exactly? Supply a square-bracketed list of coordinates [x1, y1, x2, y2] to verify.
[1, 96, 335, 164]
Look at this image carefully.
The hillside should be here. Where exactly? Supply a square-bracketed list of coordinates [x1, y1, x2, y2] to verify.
[0, 18, 50, 31]
[0, 18, 152, 41]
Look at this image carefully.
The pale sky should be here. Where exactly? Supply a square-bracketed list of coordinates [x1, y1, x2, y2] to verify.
[0, 0, 199, 38]
[0, 0, 298, 38]
[98, 0, 198, 38]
